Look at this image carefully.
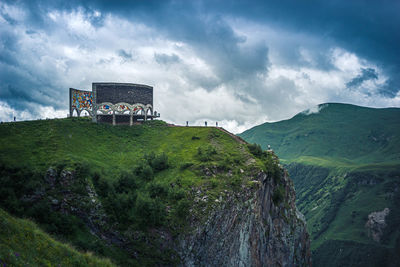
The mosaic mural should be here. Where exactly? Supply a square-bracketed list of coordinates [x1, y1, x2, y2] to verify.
[71, 89, 93, 110]
[98, 104, 113, 114]
[68, 83, 159, 124]
[116, 104, 130, 112]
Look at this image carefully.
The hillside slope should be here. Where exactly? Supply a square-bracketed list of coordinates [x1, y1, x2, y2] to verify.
[240, 103, 400, 164]
[239, 103, 400, 266]
[0, 208, 115, 266]
[0, 118, 310, 266]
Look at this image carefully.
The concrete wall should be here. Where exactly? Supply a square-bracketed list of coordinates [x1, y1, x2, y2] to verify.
[93, 83, 153, 106]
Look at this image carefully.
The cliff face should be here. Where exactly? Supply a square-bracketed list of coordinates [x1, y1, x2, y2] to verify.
[41, 167, 311, 266]
[179, 170, 311, 267]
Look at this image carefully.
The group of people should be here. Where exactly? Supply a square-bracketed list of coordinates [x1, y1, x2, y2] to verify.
[185, 121, 218, 127]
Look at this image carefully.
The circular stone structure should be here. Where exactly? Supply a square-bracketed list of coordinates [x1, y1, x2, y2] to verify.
[69, 82, 160, 125]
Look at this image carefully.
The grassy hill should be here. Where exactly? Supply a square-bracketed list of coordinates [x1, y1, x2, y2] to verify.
[0, 117, 276, 266]
[239, 103, 400, 266]
[0, 208, 115, 266]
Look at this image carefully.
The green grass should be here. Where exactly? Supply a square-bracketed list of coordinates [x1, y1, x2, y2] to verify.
[0, 118, 247, 174]
[0, 117, 251, 201]
[239, 103, 400, 266]
[0, 117, 268, 266]
[0, 208, 115, 267]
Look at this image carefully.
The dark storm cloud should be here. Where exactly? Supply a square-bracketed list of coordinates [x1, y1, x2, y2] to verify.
[92, 0, 399, 96]
[379, 79, 400, 98]
[6, 0, 399, 70]
[185, 16, 269, 84]
[1, 0, 399, 127]
[6, 0, 400, 69]
[346, 68, 378, 88]
[35, 0, 398, 96]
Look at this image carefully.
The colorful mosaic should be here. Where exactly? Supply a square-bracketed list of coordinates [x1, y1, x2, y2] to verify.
[98, 104, 113, 114]
[71, 89, 93, 110]
[116, 104, 130, 112]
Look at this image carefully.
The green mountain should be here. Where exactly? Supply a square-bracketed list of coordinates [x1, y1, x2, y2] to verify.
[239, 103, 400, 266]
[0, 118, 310, 266]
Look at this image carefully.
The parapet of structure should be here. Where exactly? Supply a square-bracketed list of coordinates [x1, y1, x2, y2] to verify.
[69, 82, 160, 125]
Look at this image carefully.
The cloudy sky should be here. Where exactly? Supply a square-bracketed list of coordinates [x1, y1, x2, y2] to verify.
[1, 0, 399, 133]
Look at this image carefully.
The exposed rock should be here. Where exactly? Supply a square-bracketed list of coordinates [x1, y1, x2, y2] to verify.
[178, 171, 311, 266]
[365, 207, 390, 242]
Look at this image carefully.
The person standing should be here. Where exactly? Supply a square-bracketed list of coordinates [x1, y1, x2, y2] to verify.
[205, 121, 207, 127]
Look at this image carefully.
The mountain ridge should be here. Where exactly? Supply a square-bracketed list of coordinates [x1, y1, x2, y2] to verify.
[238, 103, 400, 267]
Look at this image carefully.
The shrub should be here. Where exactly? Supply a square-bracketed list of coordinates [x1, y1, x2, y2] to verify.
[141, 164, 154, 180]
[272, 185, 285, 205]
[116, 172, 137, 193]
[264, 154, 281, 183]
[220, 155, 234, 170]
[169, 188, 186, 201]
[95, 177, 115, 197]
[248, 143, 263, 157]
[135, 194, 166, 228]
[144, 152, 156, 164]
[197, 145, 217, 162]
[110, 193, 136, 223]
[151, 153, 169, 171]
[143, 152, 169, 171]
[135, 161, 154, 180]
[174, 199, 190, 219]
[230, 175, 242, 188]
[147, 182, 168, 199]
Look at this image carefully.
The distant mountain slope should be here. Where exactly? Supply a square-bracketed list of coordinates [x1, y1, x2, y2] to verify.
[239, 103, 400, 267]
[240, 103, 400, 164]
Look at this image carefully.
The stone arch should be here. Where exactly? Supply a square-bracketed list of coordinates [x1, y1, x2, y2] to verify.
[96, 102, 113, 114]
[146, 105, 153, 116]
[131, 104, 145, 115]
[71, 108, 79, 117]
[114, 102, 132, 115]
[80, 109, 91, 117]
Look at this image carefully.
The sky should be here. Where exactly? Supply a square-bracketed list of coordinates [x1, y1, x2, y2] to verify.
[1, 0, 399, 133]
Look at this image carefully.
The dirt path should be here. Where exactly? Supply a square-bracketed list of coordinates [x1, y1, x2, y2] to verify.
[216, 127, 248, 144]
[167, 124, 248, 145]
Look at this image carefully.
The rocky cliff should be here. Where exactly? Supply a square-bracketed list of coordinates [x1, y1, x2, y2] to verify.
[38, 164, 311, 266]
[179, 170, 311, 266]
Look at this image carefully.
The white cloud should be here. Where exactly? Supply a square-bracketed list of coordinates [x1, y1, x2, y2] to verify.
[0, 101, 68, 122]
[301, 104, 328, 115]
[0, 4, 399, 134]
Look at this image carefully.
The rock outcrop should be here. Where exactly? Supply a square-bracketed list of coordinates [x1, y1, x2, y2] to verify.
[365, 208, 390, 243]
[179, 170, 311, 267]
